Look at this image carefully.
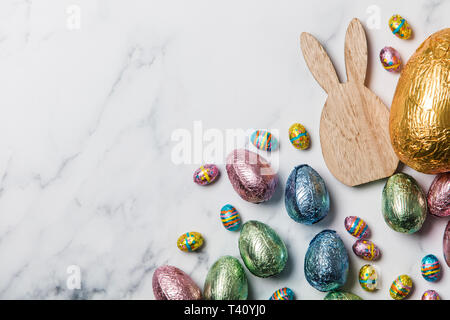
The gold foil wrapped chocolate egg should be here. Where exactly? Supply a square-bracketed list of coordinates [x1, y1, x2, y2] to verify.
[389, 28, 450, 174]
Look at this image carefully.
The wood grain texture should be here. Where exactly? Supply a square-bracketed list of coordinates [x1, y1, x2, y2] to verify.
[300, 18, 398, 186]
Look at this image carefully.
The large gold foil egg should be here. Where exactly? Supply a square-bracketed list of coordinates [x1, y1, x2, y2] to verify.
[389, 28, 450, 174]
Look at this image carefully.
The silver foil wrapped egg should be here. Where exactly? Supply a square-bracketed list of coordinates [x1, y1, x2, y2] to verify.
[239, 220, 288, 278]
[152, 265, 202, 300]
[304, 230, 349, 292]
[285, 165, 330, 224]
[427, 173, 450, 217]
[203, 256, 248, 300]
[226, 149, 278, 203]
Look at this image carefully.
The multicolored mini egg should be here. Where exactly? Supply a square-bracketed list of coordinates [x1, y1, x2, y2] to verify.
[193, 164, 219, 186]
[352, 239, 380, 261]
[288, 123, 310, 150]
[380, 46, 402, 72]
[269, 287, 295, 300]
[359, 264, 379, 292]
[389, 14, 412, 39]
[177, 232, 204, 252]
[344, 216, 370, 239]
[422, 290, 441, 300]
[389, 275, 413, 300]
[421, 254, 442, 282]
[220, 204, 241, 231]
[251, 130, 278, 151]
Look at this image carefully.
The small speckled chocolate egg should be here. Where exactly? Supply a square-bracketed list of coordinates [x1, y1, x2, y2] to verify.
[269, 287, 295, 300]
[427, 173, 450, 217]
[389, 275, 413, 300]
[422, 290, 441, 300]
[359, 264, 379, 292]
[289, 123, 310, 150]
[177, 232, 204, 252]
[152, 265, 202, 300]
[324, 291, 362, 300]
[344, 216, 370, 239]
[352, 239, 380, 261]
[226, 149, 278, 203]
[304, 230, 349, 292]
[285, 164, 330, 224]
[203, 256, 248, 300]
[421, 254, 442, 282]
[380, 46, 402, 72]
[445, 221, 450, 267]
[382, 173, 427, 233]
[239, 220, 288, 278]
[193, 164, 219, 186]
[220, 204, 241, 231]
[251, 130, 278, 151]
[389, 14, 412, 39]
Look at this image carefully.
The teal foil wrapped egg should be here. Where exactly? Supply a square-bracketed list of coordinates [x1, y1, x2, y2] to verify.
[382, 173, 427, 233]
[269, 287, 295, 300]
[285, 165, 330, 224]
[324, 291, 363, 300]
[251, 130, 278, 151]
[304, 230, 349, 292]
[203, 256, 248, 300]
[421, 254, 442, 282]
[239, 220, 288, 278]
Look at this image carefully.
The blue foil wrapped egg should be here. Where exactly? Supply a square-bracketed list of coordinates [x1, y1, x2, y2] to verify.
[285, 165, 330, 224]
[250, 130, 278, 151]
[304, 230, 349, 292]
[421, 254, 442, 282]
[269, 287, 295, 300]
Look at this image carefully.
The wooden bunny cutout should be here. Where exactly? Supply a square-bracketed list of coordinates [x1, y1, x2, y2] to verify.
[300, 18, 398, 186]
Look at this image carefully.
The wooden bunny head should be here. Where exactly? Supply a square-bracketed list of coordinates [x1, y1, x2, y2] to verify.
[300, 18, 398, 186]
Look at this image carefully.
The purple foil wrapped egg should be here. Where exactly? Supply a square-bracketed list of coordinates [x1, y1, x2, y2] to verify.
[344, 216, 370, 239]
[152, 265, 202, 300]
[444, 221, 450, 267]
[380, 46, 402, 72]
[427, 173, 450, 217]
[422, 290, 441, 300]
[193, 164, 220, 186]
[226, 149, 278, 204]
[352, 239, 380, 261]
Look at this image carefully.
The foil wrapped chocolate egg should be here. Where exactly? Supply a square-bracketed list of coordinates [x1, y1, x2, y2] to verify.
[193, 164, 219, 186]
[421, 254, 442, 282]
[352, 239, 380, 261]
[422, 290, 441, 300]
[389, 14, 412, 39]
[380, 46, 402, 72]
[427, 173, 450, 217]
[269, 287, 295, 300]
[382, 173, 427, 233]
[239, 220, 288, 278]
[324, 291, 362, 300]
[220, 204, 241, 231]
[304, 230, 349, 292]
[389, 28, 449, 174]
[152, 265, 202, 300]
[359, 264, 379, 292]
[251, 130, 278, 151]
[285, 165, 330, 224]
[177, 232, 204, 252]
[226, 149, 278, 203]
[203, 256, 248, 300]
[389, 275, 413, 300]
[289, 123, 310, 150]
[344, 216, 370, 239]
[445, 221, 450, 267]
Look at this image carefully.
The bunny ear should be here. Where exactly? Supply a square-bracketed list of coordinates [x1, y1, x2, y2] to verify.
[345, 18, 367, 83]
[300, 32, 340, 94]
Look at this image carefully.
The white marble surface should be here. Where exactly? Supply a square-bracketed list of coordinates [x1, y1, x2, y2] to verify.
[0, 0, 448, 300]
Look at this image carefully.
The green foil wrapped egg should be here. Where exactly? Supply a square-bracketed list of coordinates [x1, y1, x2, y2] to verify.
[382, 173, 427, 233]
[203, 256, 248, 300]
[324, 291, 363, 300]
[239, 220, 288, 278]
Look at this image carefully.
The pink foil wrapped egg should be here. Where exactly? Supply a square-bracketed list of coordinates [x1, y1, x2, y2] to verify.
[344, 216, 370, 239]
[380, 46, 402, 72]
[193, 164, 220, 186]
[352, 239, 380, 261]
[444, 221, 450, 267]
[152, 265, 202, 300]
[427, 173, 450, 217]
[422, 290, 441, 300]
[226, 149, 277, 203]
